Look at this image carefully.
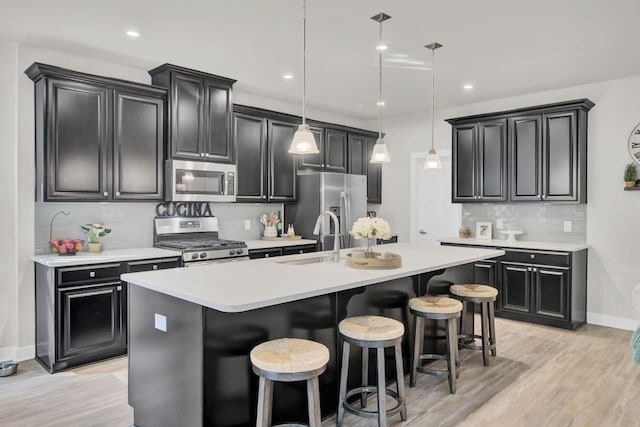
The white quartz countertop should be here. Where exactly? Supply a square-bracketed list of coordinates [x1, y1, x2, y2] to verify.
[439, 237, 588, 252]
[245, 239, 317, 250]
[121, 243, 504, 313]
[31, 247, 182, 267]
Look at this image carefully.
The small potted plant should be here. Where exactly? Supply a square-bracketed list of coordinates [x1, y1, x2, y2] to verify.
[624, 163, 638, 188]
[81, 221, 112, 253]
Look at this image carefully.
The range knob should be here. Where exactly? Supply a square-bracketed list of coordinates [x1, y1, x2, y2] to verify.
[229, 249, 237, 255]
[236, 249, 243, 255]
[191, 253, 199, 260]
[200, 252, 207, 259]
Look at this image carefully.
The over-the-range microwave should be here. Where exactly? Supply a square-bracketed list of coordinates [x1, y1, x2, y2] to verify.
[166, 159, 236, 202]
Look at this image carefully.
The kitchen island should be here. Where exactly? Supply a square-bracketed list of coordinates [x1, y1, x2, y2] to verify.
[122, 243, 503, 426]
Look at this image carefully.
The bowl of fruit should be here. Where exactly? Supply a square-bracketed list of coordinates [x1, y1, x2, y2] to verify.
[50, 239, 84, 255]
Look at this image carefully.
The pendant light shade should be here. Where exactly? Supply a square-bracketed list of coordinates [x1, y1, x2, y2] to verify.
[289, 0, 319, 154]
[423, 42, 443, 170]
[370, 12, 391, 164]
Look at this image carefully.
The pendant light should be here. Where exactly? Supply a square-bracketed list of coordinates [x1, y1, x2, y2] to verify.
[369, 12, 391, 164]
[288, 0, 319, 154]
[423, 42, 443, 169]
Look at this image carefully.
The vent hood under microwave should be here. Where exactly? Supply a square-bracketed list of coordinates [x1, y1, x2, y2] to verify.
[166, 160, 237, 202]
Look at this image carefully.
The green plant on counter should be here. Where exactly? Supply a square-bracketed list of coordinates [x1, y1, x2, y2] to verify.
[80, 221, 112, 243]
[624, 163, 637, 183]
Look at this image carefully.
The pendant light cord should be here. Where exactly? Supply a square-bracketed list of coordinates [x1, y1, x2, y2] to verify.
[430, 47, 435, 151]
[302, 0, 307, 126]
[378, 21, 383, 139]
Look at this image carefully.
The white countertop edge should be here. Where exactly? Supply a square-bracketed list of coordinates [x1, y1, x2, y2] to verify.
[439, 237, 588, 252]
[31, 247, 182, 267]
[245, 239, 317, 250]
[121, 244, 504, 313]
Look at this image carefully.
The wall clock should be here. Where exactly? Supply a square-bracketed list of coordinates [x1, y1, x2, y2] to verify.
[629, 124, 640, 166]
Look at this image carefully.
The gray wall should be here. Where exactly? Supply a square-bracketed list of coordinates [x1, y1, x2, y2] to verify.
[461, 204, 586, 244]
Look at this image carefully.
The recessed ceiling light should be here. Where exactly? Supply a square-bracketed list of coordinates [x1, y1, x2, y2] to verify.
[376, 44, 388, 51]
[377, 100, 385, 106]
[463, 84, 474, 90]
[283, 73, 294, 80]
[126, 30, 140, 38]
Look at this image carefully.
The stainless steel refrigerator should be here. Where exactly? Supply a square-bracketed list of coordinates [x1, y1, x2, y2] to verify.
[290, 172, 367, 251]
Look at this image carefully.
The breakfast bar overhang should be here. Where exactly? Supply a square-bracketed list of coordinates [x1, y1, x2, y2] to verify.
[121, 243, 504, 426]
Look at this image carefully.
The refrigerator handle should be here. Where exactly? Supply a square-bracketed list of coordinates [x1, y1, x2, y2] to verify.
[340, 191, 350, 248]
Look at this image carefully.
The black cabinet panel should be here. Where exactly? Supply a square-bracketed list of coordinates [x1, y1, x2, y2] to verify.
[58, 282, 124, 360]
[501, 262, 531, 313]
[172, 74, 204, 159]
[325, 129, 347, 172]
[235, 113, 267, 201]
[125, 258, 181, 273]
[510, 115, 542, 200]
[478, 120, 507, 199]
[365, 137, 382, 203]
[113, 91, 164, 199]
[452, 124, 476, 200]
[268, 120, 298, 201]
[204, 82, 233, 162]
[248, 248, 283, 259]
[544, 111, 577, 200]
[535, 266, 568, 319]
[47, 79, 109, 199]
[347, 134, 366, 175]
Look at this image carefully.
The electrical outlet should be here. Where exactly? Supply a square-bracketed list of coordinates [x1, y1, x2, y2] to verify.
[244, 220, 251, 231]
[563, 221, 572, 232]
[496, 219, 504, 229]
[154, 313, 167, 332]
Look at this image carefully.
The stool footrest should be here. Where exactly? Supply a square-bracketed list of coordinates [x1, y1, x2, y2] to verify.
[458, 333, 496, 351]
[343, 386, 405, 419]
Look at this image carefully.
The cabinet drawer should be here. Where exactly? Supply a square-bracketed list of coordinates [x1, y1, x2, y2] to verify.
[502, 250, 570, 267]
[248, 248, 283, 259]
[57, 263, 122, 287]
[126, 258, 181, 273]
[282, 245, 317, 256]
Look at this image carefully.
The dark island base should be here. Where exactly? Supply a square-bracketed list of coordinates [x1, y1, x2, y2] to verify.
[128, 265, 475, 427]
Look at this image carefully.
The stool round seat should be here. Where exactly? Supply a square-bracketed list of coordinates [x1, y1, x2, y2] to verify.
[450, 284, 498, 299]
[409, 296, 463, 314]
[250, 338, 329, 374]
[339, 315, 404, 342]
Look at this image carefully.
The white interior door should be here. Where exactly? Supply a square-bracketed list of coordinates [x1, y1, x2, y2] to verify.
[410, 151, 461, 244]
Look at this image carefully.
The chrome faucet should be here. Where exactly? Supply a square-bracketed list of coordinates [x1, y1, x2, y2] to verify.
[313, 211, 340, 262]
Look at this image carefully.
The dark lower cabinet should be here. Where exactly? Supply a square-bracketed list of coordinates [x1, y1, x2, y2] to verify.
[442, 243, 586, 329]
[58, 282, 125, 361]
[35, 256, 180, 373]
[26, 63, 167, 202]
[248, 244, 317, 259]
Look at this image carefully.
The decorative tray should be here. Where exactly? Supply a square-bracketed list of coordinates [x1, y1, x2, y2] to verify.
[261, 236, 303, 241]
[345, 252, 402, 269]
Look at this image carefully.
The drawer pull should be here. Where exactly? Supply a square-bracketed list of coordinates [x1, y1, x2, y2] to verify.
[265, 254, 270, 258]
[117, 286, 122, 291]
[530, 254, 535, 259]
[152, 265, 158, 270]
[89, 271, 96, 278]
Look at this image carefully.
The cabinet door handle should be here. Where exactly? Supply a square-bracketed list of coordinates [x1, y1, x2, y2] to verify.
[299, 249, 303, 254]
[103, 192, 108, 197]
[528, 267, 532, 271]
[530, 254, 535, 259]
[542, 195, 547, 200]
[115, 191, 120, 197]
[265, 253, 270, 258]
[262, 195, 266, 200]
[201, 153, 205, 157]
[152, 265, 158, 270]
[89, 271, 96, 277]
[533, 268, 537, 272]
[117, 285, 122, 291]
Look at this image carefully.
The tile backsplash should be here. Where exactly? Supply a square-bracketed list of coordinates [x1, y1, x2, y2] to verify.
[35, 202, 285, 254]
[461, 203, 586, 244]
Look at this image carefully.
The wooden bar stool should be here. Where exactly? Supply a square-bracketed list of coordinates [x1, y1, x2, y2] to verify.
[409, 296, 463, 393]
[250, 338, 330, 427]
[336, 315, 406, 427]
[449, 284, 498, 366]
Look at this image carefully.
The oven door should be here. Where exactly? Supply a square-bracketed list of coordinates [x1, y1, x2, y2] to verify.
[166, 159, 236, 202]
[184, 256, 250, 267]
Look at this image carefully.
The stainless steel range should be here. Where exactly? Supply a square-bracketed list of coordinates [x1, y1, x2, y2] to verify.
[154, 217, 248, 266]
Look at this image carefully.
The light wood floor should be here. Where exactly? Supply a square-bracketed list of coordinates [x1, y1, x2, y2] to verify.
[0, 317, 638, 427]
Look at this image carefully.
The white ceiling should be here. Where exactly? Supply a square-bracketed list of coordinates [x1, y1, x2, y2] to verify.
[2, 0, 639, 121]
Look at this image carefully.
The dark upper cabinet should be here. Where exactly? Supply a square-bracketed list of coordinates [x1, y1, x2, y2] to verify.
[149, 64, 235, 164]
[299, 128, 347, 172]
[448, 99, 593, 203]
[113, 90, 164, 200]
[234, 107, 297, 202]
[235, 112, 268, 201]
[26, 63, 167, 202]
[451, 119, 507, 202]
[347, 133, 382, 203]
[268, 120, 298, 202]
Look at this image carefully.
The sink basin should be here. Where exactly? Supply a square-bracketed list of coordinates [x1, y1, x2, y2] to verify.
[275, 256, 328, 265]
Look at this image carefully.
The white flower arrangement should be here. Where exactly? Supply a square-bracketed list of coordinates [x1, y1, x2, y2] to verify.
[349, 217, 392, 241]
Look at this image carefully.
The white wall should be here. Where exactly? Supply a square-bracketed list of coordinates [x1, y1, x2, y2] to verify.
[1, 40, 373, 361]
[380, 76, 640, 330]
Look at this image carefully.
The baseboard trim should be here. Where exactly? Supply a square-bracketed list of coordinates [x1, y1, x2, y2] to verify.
[0, 345, 35, 362]
[587, 312, 639, 331]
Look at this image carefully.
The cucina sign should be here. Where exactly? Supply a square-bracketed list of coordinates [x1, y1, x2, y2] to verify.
[155, 202, 214, 218]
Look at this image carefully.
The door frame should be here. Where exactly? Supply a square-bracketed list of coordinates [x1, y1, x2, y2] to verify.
[409, 150, 460, 243]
